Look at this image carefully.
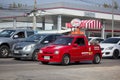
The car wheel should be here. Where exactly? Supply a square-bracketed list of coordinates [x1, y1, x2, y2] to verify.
[93, 54, 101, 64]
[112, 50, 119, 59]
[0, 45, 10, 58]
[41, 61, 49, 64]
[61, 54, 70, 65]
[32, 50, 39, 61]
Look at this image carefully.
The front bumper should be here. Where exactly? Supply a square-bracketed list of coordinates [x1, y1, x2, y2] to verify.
[102, 49, 113, 57]
[38, 53, 62, 63]
[12, 49, 33, 59]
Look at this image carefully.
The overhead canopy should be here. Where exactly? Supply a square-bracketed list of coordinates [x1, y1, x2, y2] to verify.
[66, 20, 102, 29]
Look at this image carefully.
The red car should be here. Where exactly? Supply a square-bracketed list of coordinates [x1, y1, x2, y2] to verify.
[37, 34, 102, 65]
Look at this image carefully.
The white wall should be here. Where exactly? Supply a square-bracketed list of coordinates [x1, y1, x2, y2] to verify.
[0, 22, 53, 30]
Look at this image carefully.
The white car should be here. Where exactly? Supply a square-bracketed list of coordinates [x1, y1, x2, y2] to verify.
[100, 37, 120, 59]
[88, 37, 104, 43]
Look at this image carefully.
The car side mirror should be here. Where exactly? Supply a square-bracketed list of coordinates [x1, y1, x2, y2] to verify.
[73, 44, 78, 47]
[13, 35, 18, 39]
[43, 41, 49, 44]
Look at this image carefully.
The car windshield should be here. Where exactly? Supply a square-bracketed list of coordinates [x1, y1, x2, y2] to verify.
[88, 38, 92, 41]
[25, 34, 45, 42]
[102, 38, 120, 44]
[0, 30, 15, 37]
[53, 37, 73, 45]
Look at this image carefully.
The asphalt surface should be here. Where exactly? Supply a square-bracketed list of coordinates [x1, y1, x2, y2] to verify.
[0, 58, 120, 80]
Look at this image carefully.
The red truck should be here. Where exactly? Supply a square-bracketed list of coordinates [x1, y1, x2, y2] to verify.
[37, 34, 102, 65]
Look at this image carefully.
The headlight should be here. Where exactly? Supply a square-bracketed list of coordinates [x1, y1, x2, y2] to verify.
[23, 44, 35, 51]
[106, 46, 113, 50]
[54, 50, 59, 54]
[39, 50, 43, 54]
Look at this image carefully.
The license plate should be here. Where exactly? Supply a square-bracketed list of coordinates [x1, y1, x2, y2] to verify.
[14, 50, 19, 53]
[44, 56, 50, 60]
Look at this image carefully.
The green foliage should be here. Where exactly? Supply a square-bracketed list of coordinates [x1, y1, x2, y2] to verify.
[113, 1, 118, 9]
[103, 1, 119, 9]
[0, 4, 3, 9]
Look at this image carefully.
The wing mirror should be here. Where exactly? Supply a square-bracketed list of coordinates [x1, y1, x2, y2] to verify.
[43, 41, 49, 44]
[13, 35, 18, 39]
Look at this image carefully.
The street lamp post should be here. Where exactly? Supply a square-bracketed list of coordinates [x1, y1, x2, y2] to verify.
[28, 0, 46, 31]
[112, 0, 114, 37]
[33, 12, 37, 31]
[33, 0, 37, 31]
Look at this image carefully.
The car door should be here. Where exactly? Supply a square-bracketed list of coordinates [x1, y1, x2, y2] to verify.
[9, 31, 25, 49]
[26, 31, 34, 37]
[40, 35, 55, 47]
[72, 38, 89, 60]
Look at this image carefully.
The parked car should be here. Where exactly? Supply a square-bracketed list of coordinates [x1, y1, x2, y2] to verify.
[0, 29, 34, 58]
[12, 34, 62, 60]
[100, 37, 120, 59]
[38, 34, 102, 65]
[88, 37, 104, 43]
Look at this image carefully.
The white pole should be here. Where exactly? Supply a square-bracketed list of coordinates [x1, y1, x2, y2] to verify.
[57, 15, 62, 31]
[33, 14, 37, 31]
[102, 24, 105, 39]
[112, 0, 114, 37]
[13, 17, 16, 29]
[33, 0, 37, 31]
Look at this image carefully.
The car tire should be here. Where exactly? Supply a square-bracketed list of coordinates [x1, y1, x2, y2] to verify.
[93, 54, 101, 64]
[112, 50, 119, 59]
[0, 45, 10, 58]
[32, 50, 39, 61]
[41, 61, 49, 64]
[61, 54, 70, 65]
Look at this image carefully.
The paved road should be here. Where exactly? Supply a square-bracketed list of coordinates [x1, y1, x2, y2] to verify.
[0, 58, 120, 80]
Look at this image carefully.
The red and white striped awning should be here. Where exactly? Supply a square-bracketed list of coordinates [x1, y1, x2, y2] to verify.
[66, 20, 102, 29]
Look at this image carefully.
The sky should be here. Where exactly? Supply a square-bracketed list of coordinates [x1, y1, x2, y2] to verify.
[0, 0, 120, 8]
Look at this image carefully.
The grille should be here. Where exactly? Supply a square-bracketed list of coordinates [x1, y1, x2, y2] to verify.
[13, 54, 22, 56]
[43, 51, 52, 54]
[14, 46, 23, 50]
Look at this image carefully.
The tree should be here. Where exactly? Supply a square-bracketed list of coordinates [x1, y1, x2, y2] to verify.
[18, 3, 22, 8]
[113, 1, 118, 9]
[103, 3, 110, 8]
[13, 2, 17, 8]
[103, 0, 119, 9]
[0, 4, 3, 9]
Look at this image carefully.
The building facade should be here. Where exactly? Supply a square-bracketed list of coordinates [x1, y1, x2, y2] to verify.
[0, 2, 120, 38]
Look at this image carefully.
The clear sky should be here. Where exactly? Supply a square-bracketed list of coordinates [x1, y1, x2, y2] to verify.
[0, 0, 119, 7]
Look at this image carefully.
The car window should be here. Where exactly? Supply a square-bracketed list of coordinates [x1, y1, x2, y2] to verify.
[25, 34, 45, 42]
[96, 39, 104, 43]
[27, 31, 34, 37]
[53, 37, 73, 45]
[43, 35, 55, 43]
[102, 38, 120, 44]
[54, 35, 62, 40]
[74, 38, 85, 46]
[88, 38, 92, 41]
[0, 30, 15, 37]
[16, 32, 25, 38]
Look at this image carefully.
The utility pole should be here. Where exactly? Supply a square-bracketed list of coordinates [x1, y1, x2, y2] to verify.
[33, 0, 37, 31]
[112, 0, 114, 37]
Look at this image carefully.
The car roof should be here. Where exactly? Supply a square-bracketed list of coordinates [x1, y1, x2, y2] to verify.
[3, 28, 34, 31]
[110, 37, 120, 38]
[88, 37, 102, 39]
[62, 34, 86, 38]
[34, 33, 62, 36]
